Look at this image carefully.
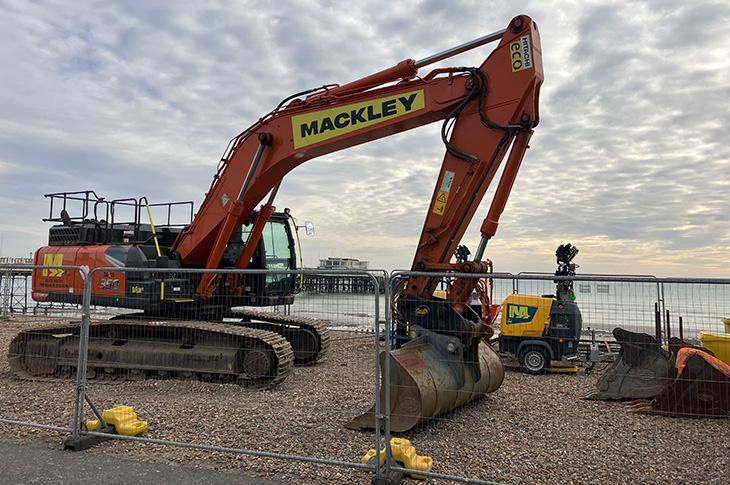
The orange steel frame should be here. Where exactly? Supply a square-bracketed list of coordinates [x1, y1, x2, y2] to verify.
[168, 15, 543, 303]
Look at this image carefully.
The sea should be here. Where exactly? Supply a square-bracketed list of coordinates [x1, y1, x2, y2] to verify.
[288, 276, 730, 340]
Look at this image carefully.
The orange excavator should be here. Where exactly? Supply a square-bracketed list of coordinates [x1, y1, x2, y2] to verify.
[12, 15, 543, 425]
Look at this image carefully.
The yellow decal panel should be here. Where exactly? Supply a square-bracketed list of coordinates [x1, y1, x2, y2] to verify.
[42, 253, 64, 277]
[510, 35, 533, 72]
[433, 191, 449, 215]
[432, 170, 455, 216]
[292, 90, 425, 149]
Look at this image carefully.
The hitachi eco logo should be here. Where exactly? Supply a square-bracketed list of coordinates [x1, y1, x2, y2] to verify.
[505, 303, 538, 324]
[510, 35, 533, 72]
[42, 253, 64, 277]
[291, 90, 425, 149]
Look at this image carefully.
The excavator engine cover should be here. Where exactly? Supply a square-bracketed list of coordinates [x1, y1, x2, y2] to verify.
[346, 326, 503, 432]
[584, 327, 672, 400]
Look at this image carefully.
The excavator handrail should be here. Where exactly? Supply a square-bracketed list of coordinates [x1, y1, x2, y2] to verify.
[415, 27, 507, 69]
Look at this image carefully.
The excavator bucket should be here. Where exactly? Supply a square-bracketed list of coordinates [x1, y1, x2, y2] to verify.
[346, 327, 503, 432]
[584, 327, 672, 400]
[629, 348, 730, 418]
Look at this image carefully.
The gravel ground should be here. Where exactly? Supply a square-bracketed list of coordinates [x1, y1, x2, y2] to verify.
[0, 315, 728, 484]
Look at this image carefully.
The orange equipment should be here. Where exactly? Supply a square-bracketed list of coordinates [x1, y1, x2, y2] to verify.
[17, 15, 542, 427]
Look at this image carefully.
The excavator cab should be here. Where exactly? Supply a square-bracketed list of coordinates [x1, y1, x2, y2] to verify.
[220, 210, 301, 300]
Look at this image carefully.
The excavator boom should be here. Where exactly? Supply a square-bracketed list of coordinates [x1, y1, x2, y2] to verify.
[172, 16, 543, 300]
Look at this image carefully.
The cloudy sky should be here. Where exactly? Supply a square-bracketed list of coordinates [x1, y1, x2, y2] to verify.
[1, 0, 729, 277]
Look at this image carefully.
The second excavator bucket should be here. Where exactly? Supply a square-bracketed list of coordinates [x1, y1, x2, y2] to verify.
[629, 347, 730, 418]
[346, 326, 503, 432]
[584, 327, 672, 401]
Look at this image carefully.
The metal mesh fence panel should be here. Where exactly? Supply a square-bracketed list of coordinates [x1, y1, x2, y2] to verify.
[374, 271, 730, 484]
[660, 279, 730, 339]
[60, 267, 387, 483]
[0, 264, 86, 446]
[3, 264, 730, 484]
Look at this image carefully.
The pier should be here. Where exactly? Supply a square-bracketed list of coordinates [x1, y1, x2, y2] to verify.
[302, 274, 385, 294]
[304, 257, 385, 293]
[0, 258, 33, 316]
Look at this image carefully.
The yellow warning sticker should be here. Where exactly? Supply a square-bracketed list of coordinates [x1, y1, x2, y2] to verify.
[433, 191, 449, 215]
[432, 170, 455, 215]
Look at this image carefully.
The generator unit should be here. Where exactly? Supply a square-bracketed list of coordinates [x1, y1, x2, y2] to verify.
[498, 293, 582, 374]
[497, 244, 583, 374]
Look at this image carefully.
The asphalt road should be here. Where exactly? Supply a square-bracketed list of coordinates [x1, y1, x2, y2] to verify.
[0, 441, 290, 485]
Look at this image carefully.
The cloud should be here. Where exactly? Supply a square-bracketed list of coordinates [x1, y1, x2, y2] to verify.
[1, 1, 729, 278]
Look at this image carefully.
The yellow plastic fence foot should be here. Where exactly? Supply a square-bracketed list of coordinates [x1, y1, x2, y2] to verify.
[85, 405, 148, 437]
[362, 438, 433, 480]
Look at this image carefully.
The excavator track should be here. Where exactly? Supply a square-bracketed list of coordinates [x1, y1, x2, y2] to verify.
[8, 320, 294, 389]
[110, 309, 330, 366]
[228, 310, 331, 366]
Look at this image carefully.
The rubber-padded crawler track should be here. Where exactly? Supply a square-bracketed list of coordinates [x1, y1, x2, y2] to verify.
[8, 320, 294, 389]
[228, 310, 330, 366]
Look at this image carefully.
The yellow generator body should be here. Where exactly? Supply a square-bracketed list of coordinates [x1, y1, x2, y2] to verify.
[498, 293, 583, 374]
[500, 294, 553, 337]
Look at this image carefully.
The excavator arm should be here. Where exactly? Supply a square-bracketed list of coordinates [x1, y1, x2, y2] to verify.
[171, 15, 543, 304]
